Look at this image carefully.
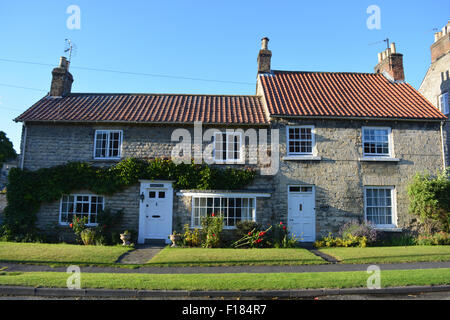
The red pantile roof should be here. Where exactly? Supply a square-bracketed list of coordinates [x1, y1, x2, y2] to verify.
[259, 71, 446, 120]
[15, 93, 269, 125]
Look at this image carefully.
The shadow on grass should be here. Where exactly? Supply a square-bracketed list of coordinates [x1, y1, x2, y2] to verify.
[0, 259, 142, 269]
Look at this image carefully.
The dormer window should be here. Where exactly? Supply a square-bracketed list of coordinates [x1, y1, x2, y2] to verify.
[94, 130, 122, 159]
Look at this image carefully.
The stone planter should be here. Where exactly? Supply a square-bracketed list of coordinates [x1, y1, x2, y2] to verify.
[120, 233, 131, 246]
[169, 234, 180, 247]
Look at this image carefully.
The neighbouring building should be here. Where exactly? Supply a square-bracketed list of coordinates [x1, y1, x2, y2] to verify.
[419, 21, 450, 168]
[14, 38, 447, 243]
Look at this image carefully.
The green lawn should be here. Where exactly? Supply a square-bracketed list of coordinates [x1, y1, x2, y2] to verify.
[0, 242, 133, 266]
[147, 247, 326, 266]
[320, 246, 450, 264]
[1, 268, 449, 290]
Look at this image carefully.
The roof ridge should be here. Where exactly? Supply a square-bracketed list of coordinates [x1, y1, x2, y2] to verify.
[66, 92, 261, 98]
[270, 70, 378, 75]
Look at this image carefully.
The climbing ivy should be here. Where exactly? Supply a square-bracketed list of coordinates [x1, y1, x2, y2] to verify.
[1, 158, 255, 241]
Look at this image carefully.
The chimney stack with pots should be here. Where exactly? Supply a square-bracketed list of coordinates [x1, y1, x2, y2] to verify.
[257, 37, 272, 74]
[431, 21, 450, 63]
[374, 42, 405, 82]
[50, 56, 74, 97]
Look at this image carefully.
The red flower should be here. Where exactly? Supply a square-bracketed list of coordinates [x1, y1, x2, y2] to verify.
[248, 232, 252, 236]
[283, 226, 286, 230]
[69, 223, 73, 228]
[212, 234, 215, 237]
[279, 222, 283, 225]
[212, 213, 215, 217]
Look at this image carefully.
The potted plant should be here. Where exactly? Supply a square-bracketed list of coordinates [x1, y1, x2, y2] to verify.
[120, 230, 131, 246]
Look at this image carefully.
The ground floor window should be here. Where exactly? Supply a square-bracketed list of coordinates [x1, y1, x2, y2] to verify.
[59, 194, 104, 225]
[192, 195, 255, 228]
[364, 187, 395, 227]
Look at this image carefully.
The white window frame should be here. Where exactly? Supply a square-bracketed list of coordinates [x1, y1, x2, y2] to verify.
[93, 130, 123, 160]
[213, 131, 244, 164]
[59, 194, 105, 226]
[363, 186, 397, 229]
[286, 125, 316, 157]
[190, 194, 257, 229]
[362, 126, 393, 158]
[439, 92, 449, 115]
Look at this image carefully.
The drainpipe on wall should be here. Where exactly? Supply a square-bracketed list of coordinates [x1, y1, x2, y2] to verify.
[20, 123, 27, 170]
[441, 121, 447, 171]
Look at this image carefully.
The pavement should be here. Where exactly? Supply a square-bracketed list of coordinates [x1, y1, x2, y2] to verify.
[116, 244, 165, 264]
[2, 260, 450, 274]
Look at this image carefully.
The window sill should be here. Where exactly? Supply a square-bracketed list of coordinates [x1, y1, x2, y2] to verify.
[282, 155, 322, 161]
[60, 223, 98, 227]
[359, 157, 400, 162]
[374, 227, 402, 232]
[92, 158, 122, 162]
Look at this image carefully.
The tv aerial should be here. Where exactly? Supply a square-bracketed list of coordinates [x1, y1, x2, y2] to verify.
[64, 39, 77, 63]
[368, 38, 390, 50]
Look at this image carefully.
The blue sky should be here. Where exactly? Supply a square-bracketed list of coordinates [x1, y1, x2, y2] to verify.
[0, 0, 448, 152]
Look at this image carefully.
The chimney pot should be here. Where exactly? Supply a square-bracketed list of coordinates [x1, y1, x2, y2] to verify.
[261, 37, 269, 50]
[390, 42, 396, 54]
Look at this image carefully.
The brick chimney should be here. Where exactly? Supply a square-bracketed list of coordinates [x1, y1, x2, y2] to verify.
[431, 21, 450, 63]
[257, 37, 272, 74]
[374, 42, 405, 82]
[50, 56, 73, 97]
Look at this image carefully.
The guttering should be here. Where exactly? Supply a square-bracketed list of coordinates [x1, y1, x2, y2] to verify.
[20, 123, 27, 169]
[269, 114, 446, 123]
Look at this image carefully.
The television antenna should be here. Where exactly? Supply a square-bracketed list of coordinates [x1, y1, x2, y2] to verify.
[368, 38, 390, 50]
[64, 39, 77, 63]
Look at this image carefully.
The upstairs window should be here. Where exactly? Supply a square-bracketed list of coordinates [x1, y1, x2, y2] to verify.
[439, 92, 449, 115]
[214, 132, 243, 163]
[362, 127, 392, 157]
[287, 126, 315, 156]
[94, 130, 122, 159]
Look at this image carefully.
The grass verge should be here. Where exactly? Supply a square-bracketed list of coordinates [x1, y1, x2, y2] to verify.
[0, 269, 449, 290]
[0, 242, 133, 267]
[319, 246, 450, 264]
[147, 247, 326, 266]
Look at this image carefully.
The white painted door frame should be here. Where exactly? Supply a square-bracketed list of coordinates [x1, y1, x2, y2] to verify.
[287, 185, 316, 242]
[138, 180, 174, 244]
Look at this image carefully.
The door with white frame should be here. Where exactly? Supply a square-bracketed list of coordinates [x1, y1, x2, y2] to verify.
[138, 181, 173, 244]
[288, 185, 316, 242]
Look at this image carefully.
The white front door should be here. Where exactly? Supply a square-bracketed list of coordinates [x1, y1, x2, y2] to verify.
[138, 181, 173, 244]
[288, 185, 316, 242]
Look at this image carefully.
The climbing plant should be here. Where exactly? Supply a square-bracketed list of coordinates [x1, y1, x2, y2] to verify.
[1, 158, 255, 241]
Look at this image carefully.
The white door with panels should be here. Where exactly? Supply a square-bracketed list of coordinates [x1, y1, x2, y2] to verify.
[138, 181, 173, 244]
[288, 185, 316, 242]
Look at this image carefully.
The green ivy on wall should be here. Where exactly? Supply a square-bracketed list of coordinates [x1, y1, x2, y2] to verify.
[1, 158, 256, 241]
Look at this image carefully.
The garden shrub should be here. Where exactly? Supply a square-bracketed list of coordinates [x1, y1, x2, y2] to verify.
[269, 222, 298, 248]
[407, 169, 450, 233]
[314, 233, 367, 248]
[201, 214, 224, 248]
[339, 220, 379, 245]
[1, 158, 255, 241]
[182, 224, 202, 247]
[416, 232, 450, 245]
[80, 228, 96, 245]
[235, 220, 261, 239]
[96, 208, 125, 245]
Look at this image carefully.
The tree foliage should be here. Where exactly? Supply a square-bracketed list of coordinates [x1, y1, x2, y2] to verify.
[407, 170, 450, 233]
[0, 131, 17, 168]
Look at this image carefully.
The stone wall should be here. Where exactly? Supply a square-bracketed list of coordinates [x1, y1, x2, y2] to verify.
[419, 51, 449, 168]
[0, 193, 6, 225]
[269, 118, 443, 237]
[23, 119, 444, 240]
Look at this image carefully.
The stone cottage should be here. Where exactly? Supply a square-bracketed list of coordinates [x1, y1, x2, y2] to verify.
[14, 38, 447, 243]
[419, 21, 450, 168]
